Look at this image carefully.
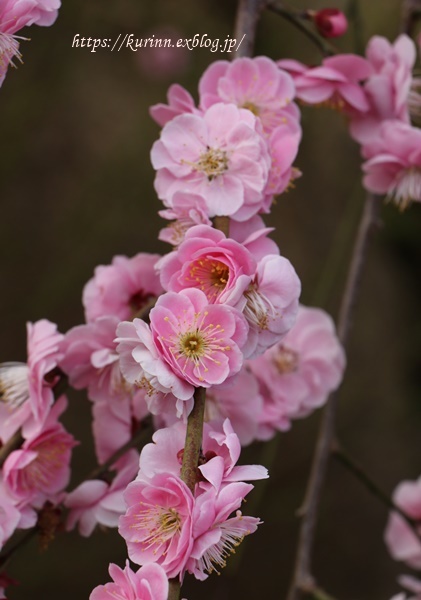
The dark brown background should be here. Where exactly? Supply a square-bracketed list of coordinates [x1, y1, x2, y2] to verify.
[0, 0, 420, 598]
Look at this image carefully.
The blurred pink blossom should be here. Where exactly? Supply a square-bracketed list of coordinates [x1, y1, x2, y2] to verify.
[199, 56, 297, 134]
[248, 305, 345, 439]
[83, 253, 163, 323]
[90, 561, 169, 600]
[385, 475, 421, 569]
[362, 120, 421, 209]
[278, 55, 372, 114]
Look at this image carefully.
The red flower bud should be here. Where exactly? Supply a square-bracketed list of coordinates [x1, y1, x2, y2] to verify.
[313, 8, 348, 38]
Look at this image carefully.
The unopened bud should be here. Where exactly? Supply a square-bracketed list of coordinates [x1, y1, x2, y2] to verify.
[312, 8, 348, 38]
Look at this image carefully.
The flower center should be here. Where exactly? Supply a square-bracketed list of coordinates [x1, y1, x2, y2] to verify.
[243, 284, 276, 330]
[185, 259, 230, 302]
[0, 363, 30, 409]
[162, 311, 231, 381]
[389, 166, 421, 210]
[134, 504, 181, 550]
[273, 346, 299, 374]
[242, 101, 260, 116]
[179, 331, 206, 359]
[129, 291, 156, 317]
[195, 146, 228, 180]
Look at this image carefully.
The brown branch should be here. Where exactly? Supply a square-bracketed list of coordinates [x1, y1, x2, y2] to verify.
[287, 193, 381, 600]
[401, 0, 421, 34]
[179, 387, 207, 492]
[266, 0, 335, 57]
[233, 0, 266, 58]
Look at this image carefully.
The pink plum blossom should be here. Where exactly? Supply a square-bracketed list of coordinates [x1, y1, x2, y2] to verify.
[362, 120, 421, 209]
[199, 56, 297, 134]
[186, 482, 261, 579]
[396, 576, 421, 599]
[385, 475, 421, 569]
[313, 8, 348, 38]
[262, 119, 302, 210]
[242, 253, 301, 358]
[229, 215, 279, 261]
[119, 473, 195, 579]
[60, 316, 149, 414]
[116, 288, 248, 401]
[90, 561, 169, 600]
[91, 395, 147, 469]
[2, 398, 77, 509]
[202, 370, 264, 445]
[350, 35, 419, 143]
[157, 224, 256, 308]
[0, 0, 60, 86]
[65, 452, 139, 537]
[248, 305, 345, 439]
[137, 419, 268, 491]
[150, 83, 200, 127]
[278, 55, 373, 114]
[82, 253, 163, 323]
[0, 319, 64, 443]
[158, 192, 212, 247]
[151, 102, 271, 222]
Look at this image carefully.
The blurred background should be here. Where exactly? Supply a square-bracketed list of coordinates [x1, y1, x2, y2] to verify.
[0, 0, 420, 598]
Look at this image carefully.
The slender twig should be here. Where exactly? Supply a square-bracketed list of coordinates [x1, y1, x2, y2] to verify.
[212, 216, 230, 237]
[287, 193, 381, 600]
[332, 441, 421, 539]
[0, 528, 38, 571]
[401, 0, 421, 34]
[345, 0, 365, 54]
[266, 0, 335, 57]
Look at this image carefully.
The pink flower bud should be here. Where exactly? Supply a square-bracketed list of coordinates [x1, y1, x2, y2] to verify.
[313, 8, 348, 38]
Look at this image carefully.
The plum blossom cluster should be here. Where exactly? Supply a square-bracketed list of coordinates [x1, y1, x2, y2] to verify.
[0, 48, 349, 600]
[0, 320, 76, 553]
[280, 34, 421, 209]
[117, 419, 267, 582]
[0, 0, 61, 87]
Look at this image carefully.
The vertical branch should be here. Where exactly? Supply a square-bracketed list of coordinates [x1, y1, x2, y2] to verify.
[401, 0, 421, 34]
[180, 387, 207, 492]
[287, 194, 380, 600]
[233, 0, 266, 58]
